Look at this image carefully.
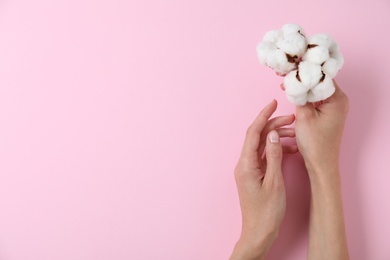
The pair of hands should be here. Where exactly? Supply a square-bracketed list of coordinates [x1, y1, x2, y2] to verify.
[230, 81, 349, 259]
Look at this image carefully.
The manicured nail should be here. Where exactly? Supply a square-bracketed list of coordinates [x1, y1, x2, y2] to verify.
[268, 130, 279, 143]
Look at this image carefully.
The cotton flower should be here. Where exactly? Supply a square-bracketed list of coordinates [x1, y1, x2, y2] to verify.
[257, 24, 344, 105]
[256, 23, 307, 75]
[303, 34, 344, 78]
[277, 24, 307, 58]
[297, 61, 323, 88]
[283, 60, 336, 105]
[283, 70, 309, 106]
[307, 74, 335, 102]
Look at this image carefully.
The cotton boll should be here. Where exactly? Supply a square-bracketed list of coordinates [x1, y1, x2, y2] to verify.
[305, 34, 344, 78]
[303, 45, 329, 65]
[278, 23, 307, 58]
[257, 24, 344, 105]
[266, 49, 296, 74]
[257, 23, 309, 75]
[307, 34, 335, 49]
[307, 75, 335, 102]
[331, 47, 344, 68]
[256, 41, 274, 65]
[284, 70, 309, 105]
[256, 42, 296, 74]
[322, 46, 344, 78]
[322, 52, 344, 78]
[263, 30, 283, 43]
[322, 58, 339, 78]
[327, 39, 339, 56]
[287, 93, 308, 106]
[297, 61, 323, 88]
[282, 23, 306, 36]
[284, 70, 311, 94]
[276, 33, 307, 58]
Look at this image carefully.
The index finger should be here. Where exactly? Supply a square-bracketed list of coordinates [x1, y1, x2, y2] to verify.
[319, 80, 349, 110]
[241, 99, 277, 159]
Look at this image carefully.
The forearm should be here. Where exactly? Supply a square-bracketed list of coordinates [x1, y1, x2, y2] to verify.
[307, 166, 349, 260]
[230, 231, 277, 260]
[230, 241, 266, 260]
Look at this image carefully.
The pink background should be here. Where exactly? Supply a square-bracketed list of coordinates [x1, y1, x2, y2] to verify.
[0, 0, 389, 259]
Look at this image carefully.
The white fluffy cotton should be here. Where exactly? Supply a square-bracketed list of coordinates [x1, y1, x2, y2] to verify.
[277, 24, 307, 58]
[303, 45, 329, 65]
[257, 42, 296, 74]
[322, 47, 344, 78]
[256, 23, 307, 75]
[306, 34, 334, 49]
[303, 34, 344, 78]
[284, 70, 309, 106]
[257, 24, 344, 105]
[297, 61, 323, 88]
[307, 74, 335, 102]
[281, 23, 305, 36]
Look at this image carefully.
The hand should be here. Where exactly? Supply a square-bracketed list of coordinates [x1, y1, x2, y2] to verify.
[230, 100, 297, 260]
[294, 80, 349, 175]
[294, 81, 350, 259]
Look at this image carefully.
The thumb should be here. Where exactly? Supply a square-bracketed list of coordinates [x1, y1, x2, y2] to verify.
[265, 130, 283, 178]
[296, 102, 316, 119]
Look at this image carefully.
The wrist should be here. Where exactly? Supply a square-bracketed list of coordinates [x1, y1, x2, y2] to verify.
[230, 231, 277, 260]
[230, 240, 266, 260]
[306, 164, 343, 195]
[305, 160, 340, 179]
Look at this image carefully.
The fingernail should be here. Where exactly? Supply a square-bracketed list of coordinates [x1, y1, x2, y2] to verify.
[268, 130, 279, 143]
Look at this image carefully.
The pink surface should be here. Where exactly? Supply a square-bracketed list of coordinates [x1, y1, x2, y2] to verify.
[0, 0, 389, 259]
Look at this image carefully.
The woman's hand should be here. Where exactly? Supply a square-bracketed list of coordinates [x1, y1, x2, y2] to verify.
[295, 80, 349, 175]
[295, 81, 350, 259]
[230, 100, 297, 260]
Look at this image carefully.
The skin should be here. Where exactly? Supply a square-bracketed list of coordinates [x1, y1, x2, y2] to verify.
[230, 81, 349, 259]
[296, 82, 350, 260]
[230, 100, 297, 259]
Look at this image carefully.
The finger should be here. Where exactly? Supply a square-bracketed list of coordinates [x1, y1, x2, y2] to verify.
[315, 80, 349, 113]
[319, 80, 347, 105]
[263, 130, 283, 181]
[295, 102, 316, 119]
[262, 114, 295, 137]
[280, 83, 285, 91]
[324, 80, 349, 106]
[260, 127, 295, 158]
[277, 127, 295, 138]
[328, 80, 345, 101]
[312, 100, 325, 108]
[264, 145, 298, 156]
[263, 145, 298, 158]
[241, 100, 277, 159]
[282, 145, 298, 154]
[258, 115, 295, 155]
